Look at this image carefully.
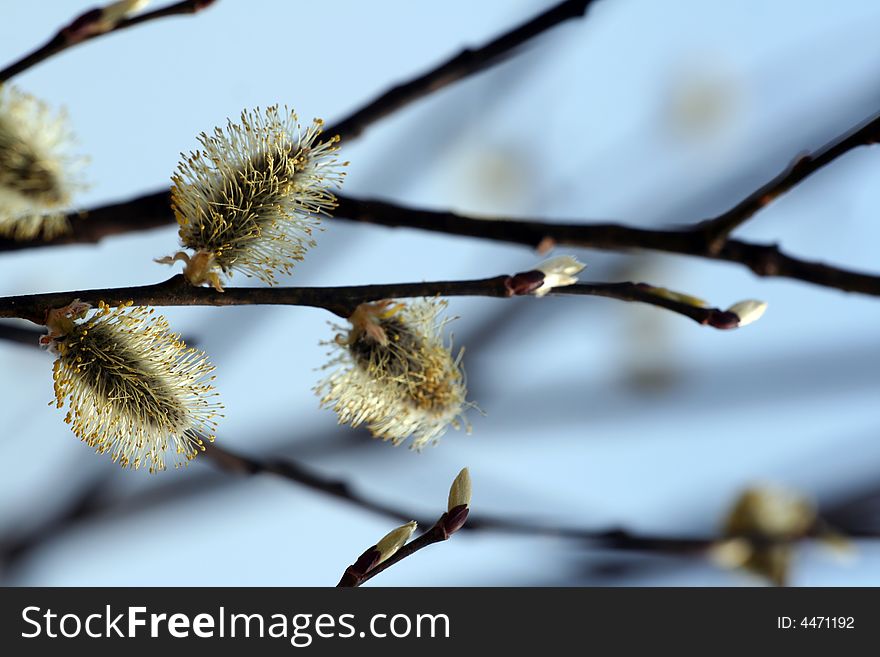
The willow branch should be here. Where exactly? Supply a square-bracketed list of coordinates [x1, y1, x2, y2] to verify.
[337, 519, 463, 588]
[693, 111, 880, 252]
[4, 186, 879, 297]
[5, 438, 875, 579]
[0, 272, 741, 329]
[325, 0, 600, 142]
[209, 441, 868, 588]
[204, 443, 419, 525]
[2, 1, 877, 299]
[0, 0, 217, 83]
[330, 195, 880, 296]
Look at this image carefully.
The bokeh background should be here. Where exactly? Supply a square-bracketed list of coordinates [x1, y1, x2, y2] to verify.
[2, 0, 880, 585]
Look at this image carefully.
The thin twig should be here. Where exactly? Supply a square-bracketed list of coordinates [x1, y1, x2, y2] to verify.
[0, 0, 216, 83]
[324, 0, 601, 142]
[204, 443, 419, 525]
[5, 437, 876, 581]
[0, 272, 741, 329]
[337, 521, 460, 588]
[693, 111, 880, 252]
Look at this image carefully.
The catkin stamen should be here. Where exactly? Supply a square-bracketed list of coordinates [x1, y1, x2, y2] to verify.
[47, 301, 223, 473]
[316, 299, 472, 449]
[160, 105, 347, 288]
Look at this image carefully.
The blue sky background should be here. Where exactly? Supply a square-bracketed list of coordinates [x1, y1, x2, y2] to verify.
[1, 0, 880, 585]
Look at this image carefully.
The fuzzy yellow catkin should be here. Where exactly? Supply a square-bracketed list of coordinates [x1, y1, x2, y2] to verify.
[158, 105, 347, 290]
[316, 299, 473, 450]
[0, 85, 84, 239]
[716, 486, 816, 586]
[46, 301, 223, 473]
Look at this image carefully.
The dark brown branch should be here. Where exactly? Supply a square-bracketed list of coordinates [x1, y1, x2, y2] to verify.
[5, 436, 874, 580]
[693, 111, 880, 252]
[0, 0, 216, 83]
[0, 190, 173, 253]
[1, 1, 876, 299]
[324, 0, 600, 142]
[209, 441, 712, 586]
[132, 442, 725, 549]
[4, 187, 879, 297]
[204, 443, 419, 525]
[0, 319, 199, 348]
[209, 442, 864, 587]
[0, 0, 597, 243]
[337, 515, 466, 588]
[331, 195, 880, 296]
[0, 273, 741, 329]
[2, 0, 875, 295]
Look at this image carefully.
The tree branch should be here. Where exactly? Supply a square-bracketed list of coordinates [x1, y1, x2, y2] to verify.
[331, 195, 880, 296]
[4, 186, 880, 296]
[4, 437, 874, 582]
[336, 520, 461, 588]
[3, 0, 875, 296]
[693, 111, 880, 252]
[204, 443, 419, 525]
[0, 272, 741, 329]
[208, 441, 871, 588]
[324, 0, 600, 142]
[0, 0, 217, 83]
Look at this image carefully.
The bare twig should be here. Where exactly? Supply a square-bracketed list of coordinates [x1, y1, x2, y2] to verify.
[204, 443, 419, 525]
[0, 272, 741, 329]
[4, 436, 876, 582]
[330, 195, 880, 297]
[325, 0, 601, 142]
[693, 111, 880, 252]
[336, 471, 473, 587]
[0, 0, 217, 83]
[202, 442, 712, 547]
[337, 520, 463, 588]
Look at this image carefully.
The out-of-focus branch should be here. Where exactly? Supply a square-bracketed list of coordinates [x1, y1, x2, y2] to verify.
[337, 521, 461, 588]
[204, 443, 420, 525]
[0, 0, 217, 83]
[197, 443, 716, 548]
[3, 438, 876, 583]
[0, 272, 743, 329]
[0, 322, 44, 347]
[324, 0, 601, 142]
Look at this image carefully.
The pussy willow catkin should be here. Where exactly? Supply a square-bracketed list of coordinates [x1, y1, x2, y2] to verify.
[45, 301, 223, 473]
[0, 85, 84, 239]
[316, 299, 472, 450]
[158, 105, 347, 290]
